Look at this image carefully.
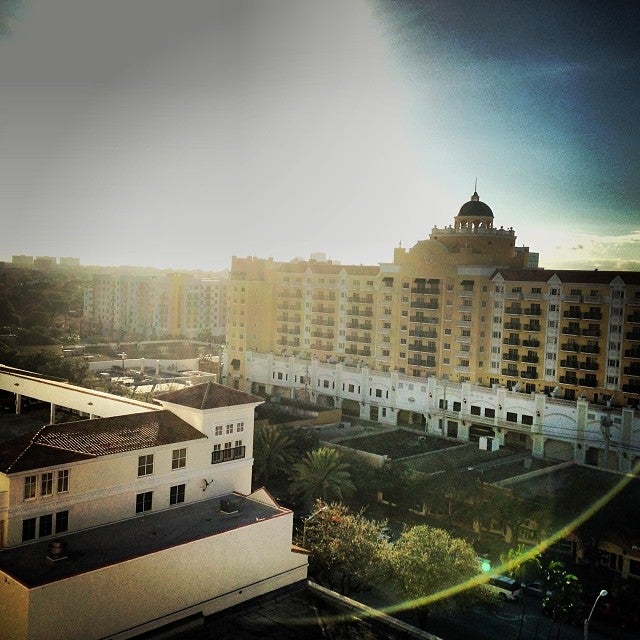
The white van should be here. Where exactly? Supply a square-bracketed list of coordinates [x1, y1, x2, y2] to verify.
[488, 575, 522, 601]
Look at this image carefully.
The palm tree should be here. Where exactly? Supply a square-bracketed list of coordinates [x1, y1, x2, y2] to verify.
[290, 447, 355, 506]
[252, 424, 296, 487]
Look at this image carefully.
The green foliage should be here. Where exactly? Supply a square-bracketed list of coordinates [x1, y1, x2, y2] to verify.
[302, 501, 389, 595]
[542, 560, 584, 624]
[499, 544, 542, 583]
[0, 342, 89, 385]
[290, 447, 356, 506]
[252, 424, 296, 486]
[385, 525, 490, 613]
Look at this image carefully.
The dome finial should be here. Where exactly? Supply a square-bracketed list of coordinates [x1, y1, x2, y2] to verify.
[471, 178, 479, 201]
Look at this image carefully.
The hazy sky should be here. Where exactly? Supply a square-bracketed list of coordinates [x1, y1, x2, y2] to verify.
[1, 1, 639, 271]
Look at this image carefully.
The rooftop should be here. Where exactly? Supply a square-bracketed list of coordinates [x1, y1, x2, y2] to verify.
[0, 410, 206, 474]
[0, 491, 286, 588]
[156, 381, 264, 410]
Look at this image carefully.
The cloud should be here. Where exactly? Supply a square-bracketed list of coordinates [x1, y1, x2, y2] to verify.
[522, 228, 640, 271]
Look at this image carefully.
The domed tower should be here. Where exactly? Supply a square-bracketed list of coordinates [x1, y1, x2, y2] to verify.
[454, 190, 494, 231]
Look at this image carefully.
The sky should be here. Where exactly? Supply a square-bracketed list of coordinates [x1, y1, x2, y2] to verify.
[1, 0, 639, 271]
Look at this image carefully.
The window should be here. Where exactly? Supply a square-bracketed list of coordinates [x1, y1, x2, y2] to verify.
[226, 423, 234, 434]
[55, 510, 69, 533]
[215, 425, 223, 436]
[170, 484, 185, 505]
[24, 475, 37, 500]
[57, 469, 69, 493]
[453, 401, 462, 412]
[485, 408, 495, 418]
[522, 415, 533, 426]
[138, 454, 154, 477]
[506, 412, 518, 423]
[236, 422, 244, 433]
[41, 472, 53, 496]
[39, 514, 53, 537]
[22, 518, 36, 542]
[470, 405, 481, 416]
[171, 448, 187, 470]
[136, 491, 153, 514]
[212, 444, 222, 464]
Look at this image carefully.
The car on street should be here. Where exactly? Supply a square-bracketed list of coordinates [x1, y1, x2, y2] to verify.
[487, 575, 522, 601]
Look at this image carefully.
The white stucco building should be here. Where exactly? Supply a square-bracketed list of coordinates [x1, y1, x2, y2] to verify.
[0, 366, 307, 640]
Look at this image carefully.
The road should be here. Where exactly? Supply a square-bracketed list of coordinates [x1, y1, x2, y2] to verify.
[415, 594, 639, 640]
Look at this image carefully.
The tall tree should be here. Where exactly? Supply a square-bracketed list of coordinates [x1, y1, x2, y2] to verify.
[290, 447, 355, 506]
[252, 424, 296, 487]
[302, 500, 389, 595]
[385, 525, 491, 614]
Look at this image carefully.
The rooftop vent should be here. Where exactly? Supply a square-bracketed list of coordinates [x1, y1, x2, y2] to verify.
[220, 498, 239, 514]
[47, 539, 68, 563]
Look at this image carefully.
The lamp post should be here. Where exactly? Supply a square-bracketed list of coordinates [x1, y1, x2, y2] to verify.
[584, 589, 607, 640]
[302, 505, 329, 548]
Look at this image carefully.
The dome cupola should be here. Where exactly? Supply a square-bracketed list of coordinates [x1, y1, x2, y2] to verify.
[454, 189, 494, 231]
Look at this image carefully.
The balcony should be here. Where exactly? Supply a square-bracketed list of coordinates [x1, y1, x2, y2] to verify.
[583, 311, 602, 320]
[408, 343, 437, 353]
[408, 357, 435, 367]
[579, 362, 599, 371]
[503, 338, 521, 346]
[522, 339, 540, 348]
[411, 287, 440, 295]
[312, 306, 335, 315]
[505, 306, 522, 315]
[522, 355, 539, 364]
[627, 314, 640, 323]
[562, 327, 581, 336]
[559, 375, 578, 385]
[560, 359, 579, 369]
[578, 378, 598, 388]
[582, 329, 601, 337]
[561, 342, 580, 352]
[624, 349, 640, 359]
[622, 383, 640, 393]
[503, 353, 520, 362]
[311, 318, 335, 327]
[410, 316, 438, 324]
[524, 308, 542, 316]
[563, 310, 582, 319]
[626, 331, 640, 341]
[212, 445, 246, 464]
[523, 323, 542, 332]
[502, 368, 519, 377]
[504, 321, 521, 330]
[580, 344, 600, 354]
[520, 371, 538, 379]
[347, 309, 373, 318]
[347, 296, 373, 304]
[311, 331, 334, 339]
[410, 301, 439, 309]
[623, 366, 640, 377]
[410, 329, 437, 338]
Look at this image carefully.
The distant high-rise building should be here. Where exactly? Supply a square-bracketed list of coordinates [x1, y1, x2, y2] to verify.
[11, 255, 34, 267]
[227, 191, 640, 410]
[84, 273, 227, 340]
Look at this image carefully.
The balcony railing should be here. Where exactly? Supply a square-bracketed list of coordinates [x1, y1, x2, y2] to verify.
[410, 329, 437, 338]
[524, 308, 542, 316]
[523, 323, 542, 332]
[503, 354, 520, 362]
[560, 359, 579, 369]
[212, 446, 246, 464]
[523, 339, 540, 348]
[409, 343, 436, 353]
[580, 345, 600, 354]
[579, 362, 599, 371]
[503, 338, 521, 346]
[521, 355, 539, 363]
[410, 301, 439, 309]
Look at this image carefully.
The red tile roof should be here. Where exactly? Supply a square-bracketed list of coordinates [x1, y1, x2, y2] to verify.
[0, 410, 205, 474]
[156, 381, 264, 410]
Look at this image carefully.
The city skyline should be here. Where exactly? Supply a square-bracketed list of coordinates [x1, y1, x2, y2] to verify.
[1, 1, 639, 272]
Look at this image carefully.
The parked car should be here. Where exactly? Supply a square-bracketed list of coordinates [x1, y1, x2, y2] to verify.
[487, 575, 522, 601]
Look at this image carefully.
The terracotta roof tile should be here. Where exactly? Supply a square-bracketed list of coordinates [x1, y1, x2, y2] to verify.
[0, 410, 205, 474]
[156, 381, 264, 410]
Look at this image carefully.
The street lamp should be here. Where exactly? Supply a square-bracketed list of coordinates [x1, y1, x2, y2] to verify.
[302, 504, 329, 548]
[584, 589, 607, 640]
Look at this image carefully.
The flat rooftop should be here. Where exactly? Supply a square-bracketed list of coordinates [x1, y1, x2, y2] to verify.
[0, 493, 286, 588]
